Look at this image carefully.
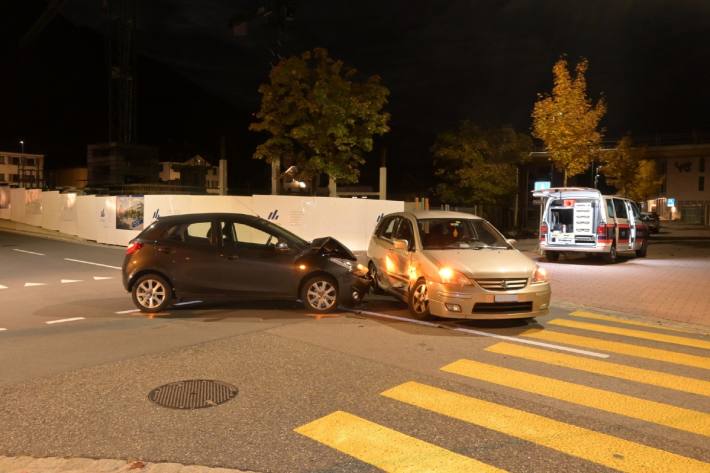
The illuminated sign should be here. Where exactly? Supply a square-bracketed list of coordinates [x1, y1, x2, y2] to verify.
[534, 181, 551, 191]
[667, 198, 675, 207]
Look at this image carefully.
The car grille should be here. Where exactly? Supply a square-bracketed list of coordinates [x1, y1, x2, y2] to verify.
[473, 302, 533, 314]
[474, 278, 528, 291]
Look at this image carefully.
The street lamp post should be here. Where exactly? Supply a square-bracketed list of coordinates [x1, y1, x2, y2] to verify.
[19, 140, 24, 154]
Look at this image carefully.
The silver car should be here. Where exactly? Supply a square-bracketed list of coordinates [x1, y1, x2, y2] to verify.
[367, 210, 551, 319]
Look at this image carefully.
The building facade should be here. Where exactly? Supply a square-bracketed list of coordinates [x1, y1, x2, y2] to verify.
[159, 155, 220, 194]
[0, 151, 45, 188]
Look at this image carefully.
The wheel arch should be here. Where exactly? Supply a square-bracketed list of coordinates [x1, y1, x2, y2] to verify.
[128, 269, 176, 296]
[297, 270, 338, 299]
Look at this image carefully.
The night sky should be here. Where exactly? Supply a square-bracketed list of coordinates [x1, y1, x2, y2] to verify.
[2, 1, 709, 194]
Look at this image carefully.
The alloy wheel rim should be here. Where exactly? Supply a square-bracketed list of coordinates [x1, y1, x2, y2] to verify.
[136, 279, 167, 309]
[412, 282, 428, 313]
[307, 280, 337, 311]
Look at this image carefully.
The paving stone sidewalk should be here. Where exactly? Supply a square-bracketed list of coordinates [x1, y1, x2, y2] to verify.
[0, 456, 256, 473]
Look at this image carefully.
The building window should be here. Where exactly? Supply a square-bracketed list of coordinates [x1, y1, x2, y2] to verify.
[700, 176, 705, 192]
[24, 158, 35, 166]
[701, 157, 706, 173]
[11, 157, 19, 165]
[10, 174, 19, 182]
[0, 156, 5, 164]
[0, 174, 5, 182]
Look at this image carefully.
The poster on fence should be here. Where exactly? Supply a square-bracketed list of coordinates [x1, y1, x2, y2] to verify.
[0, 188, 9, 209]
[116, 195, 144, 230]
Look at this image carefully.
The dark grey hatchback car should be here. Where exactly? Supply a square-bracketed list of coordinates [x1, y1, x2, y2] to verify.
[122, 213, 370, 313]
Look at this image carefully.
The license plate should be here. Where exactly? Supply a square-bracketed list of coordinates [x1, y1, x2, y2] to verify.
[495, 294, 518, 303]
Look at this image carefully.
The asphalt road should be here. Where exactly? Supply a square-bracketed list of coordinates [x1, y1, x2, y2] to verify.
[0, 231, 708, 473]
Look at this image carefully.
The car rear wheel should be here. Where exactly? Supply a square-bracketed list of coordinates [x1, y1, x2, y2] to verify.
[635, 240, 648, 257]
[302, 276, 339, 313]
[408, 279, 431, 320]
[132, 274, 172, 313]
[604, 244, 618, 264]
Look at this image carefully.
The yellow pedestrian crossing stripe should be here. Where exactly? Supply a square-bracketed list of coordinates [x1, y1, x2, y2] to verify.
[486, 342, 710, 397]
[441, 359, 710, 436]
[521, 328, 710, 370]
[294, 411, 506, 473]
[570, 310, 698, 334]
[549, 318, 710, 350]
[382, 382, 710, 473]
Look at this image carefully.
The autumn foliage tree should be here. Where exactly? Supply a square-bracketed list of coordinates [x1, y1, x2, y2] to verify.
[250, 48, 390, 189]
[433, 122, 532, 206]
[602, 136, 663, 201]
[532, 58, 606, 185]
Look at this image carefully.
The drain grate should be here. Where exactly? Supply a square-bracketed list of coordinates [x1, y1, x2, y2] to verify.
[148, 380, 238, 409]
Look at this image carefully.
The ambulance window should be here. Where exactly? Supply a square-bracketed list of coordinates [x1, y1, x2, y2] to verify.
[606, 199, 615, 218]
[613, 199, 628, 219]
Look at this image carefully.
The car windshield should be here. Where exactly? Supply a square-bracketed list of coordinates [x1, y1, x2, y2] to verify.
[416, 218, 510, 250]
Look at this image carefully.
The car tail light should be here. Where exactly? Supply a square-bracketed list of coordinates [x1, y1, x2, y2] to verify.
[597, 224, 611, 241]
[126, 242, 143, 255]
[540, 224, 548, 241]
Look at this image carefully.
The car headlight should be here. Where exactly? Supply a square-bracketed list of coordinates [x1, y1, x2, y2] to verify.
[532, 266, 548, 284]
[438, 267, 472, 285]
[330, 257, 354, 272]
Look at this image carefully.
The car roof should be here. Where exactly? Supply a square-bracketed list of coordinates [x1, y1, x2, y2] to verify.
[403, 209, 481, 220]
[155, 212, 260, 224]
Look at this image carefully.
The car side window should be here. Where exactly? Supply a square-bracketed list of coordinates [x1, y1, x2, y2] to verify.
[184, 221, 214, 246]
[613, 199, 628, 219]
[605, 199, 615, 219]
[379, 217, 399, 240]
[393, 218, 414, 248]
[630, 202, 641, 219]
[233, 222, 277, 248]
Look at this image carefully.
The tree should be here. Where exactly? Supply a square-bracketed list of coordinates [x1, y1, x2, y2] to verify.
[532, 58, 606, 185]
[629, 159, 663, 202]
[250, 48, 390, 190]
[432, 122, 532, 206]
[602, 135, 639, 196]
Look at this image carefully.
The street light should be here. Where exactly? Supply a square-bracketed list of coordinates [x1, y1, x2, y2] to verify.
[19, 140, 24, 154]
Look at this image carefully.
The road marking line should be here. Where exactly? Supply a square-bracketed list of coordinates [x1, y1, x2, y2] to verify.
[570, 310, 697, 334]
[93, 276, 113, 280]
[0, 284, 7, 290]
[352, 309, 609, 358]
[12, 249, 45, 256]
[442, 359, 710, 436]
[550, 318, 710, 351]
[295, 411, 504, 473]
[173, 300, 203, 306]
[521, 329, 710, 370]
[45, 317, 85, 325]
[61, 279, 83, 284]
[115, 309, 140, 314]
[64, 258, 121, 270]
[486, 342, 710, 397]
[382, 382, 709, 473]
[0, 328, 7, 331]
[24, 282, 47, 287]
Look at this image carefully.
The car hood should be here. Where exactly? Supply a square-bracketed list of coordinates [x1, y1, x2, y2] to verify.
[423, 249, 536, 279]
[308, 237, 357, 261]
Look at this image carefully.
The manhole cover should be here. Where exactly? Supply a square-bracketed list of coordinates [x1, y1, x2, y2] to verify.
[148, 380, 238, 409]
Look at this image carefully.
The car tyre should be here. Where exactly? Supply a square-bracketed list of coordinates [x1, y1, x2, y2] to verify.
[604, 244, 618, 264]
[544, 251, 560, 262]
[408, 278, 431, 320]
[368, 261, 384, 294]
[132, 273, 172, 313]
[635, 240, 648, 258]
[302, 275, 339, 313]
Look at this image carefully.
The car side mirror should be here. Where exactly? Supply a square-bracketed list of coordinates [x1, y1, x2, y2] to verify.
[392, 239, 408, 250]
[506, 238, 517, 247]
[275, 241, 290, 252]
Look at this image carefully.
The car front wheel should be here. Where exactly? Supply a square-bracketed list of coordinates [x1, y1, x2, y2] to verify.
[302, 276, 339, 313]
[408, 279, 431, 320]
[132, 274, 172, 313]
